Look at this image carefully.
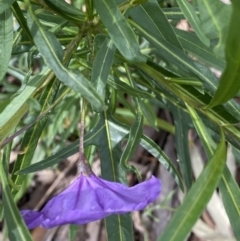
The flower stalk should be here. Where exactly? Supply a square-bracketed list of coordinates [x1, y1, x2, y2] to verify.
[78, 98, 92, 175]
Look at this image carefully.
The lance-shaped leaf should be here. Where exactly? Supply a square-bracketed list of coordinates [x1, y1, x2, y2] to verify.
[219, 166, 240, 240]
[11, 80, 59, 197]
[26, 4, 105, 111]
[120, 112, 143, 173]
[130, 20, 218, 93]
[175, 29, 225, 70]
[97, 112, 135, 241]
[91, 38, 116, 100]
[158, 130, 226, 241]
[170, 103, 192, 190]
[0, 69, 50, 145]
[11, 1, 33, 43]
[16, 121, 105, 174]
[176, 0, 209, 46]
[130, 0, 183, 50]
[208, 6, 240, 107]
[93, 0, 145, 62]
[0, 154, 33, 241]
[187, 104, 240, 240]
[196, 0, 232, 58]
[0, 9, 13, 82]
[44, 0, 86, 23]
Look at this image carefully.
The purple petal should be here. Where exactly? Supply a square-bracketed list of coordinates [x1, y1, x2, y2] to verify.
[21, 175, 160, 228]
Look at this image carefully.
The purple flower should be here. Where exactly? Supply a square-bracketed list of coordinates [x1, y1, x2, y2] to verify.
[21, 174, 160, 229]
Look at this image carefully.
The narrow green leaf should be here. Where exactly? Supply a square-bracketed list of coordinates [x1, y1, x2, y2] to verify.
[131, 22, 240, 122]
[186, 104, 215, 158]
[98, 112, 134, 241]
[0, 154, 33, 241]
[171, 104, 192, 190]
[25, 3, 105, 111]
[140, 134, 184, 191]
[69, 225, 79, 241]
[91, 38, 116, 100]
[129, 20, 219, 94]
[16, 121, 105, 174]
[0, 69, 50, 145]
[108, 76, 155, 99]
[175, 28, 225, 70]
[11, 80, 59, 196]
[138, 99, 157, 129]
[130, 0, 183, 50]
[186, 104, 240, 240]
[120, 112, 143, 171]
[163, 7, 185, 20]
[158, 130, 226, 241]
[208, 7, 240, 107]
[196, 0, 232, 58]
[0, 9, 13, 82]
[11, 1, 33, 43]
[0, 0, 16, 14]
[93, 0, 145, 62]
[176, 0, 209, 46]
[115, 108, 175, 134]
[108, 114, 184, 190]
[219, 166, 240, 240]
[44, 0, 86, 22]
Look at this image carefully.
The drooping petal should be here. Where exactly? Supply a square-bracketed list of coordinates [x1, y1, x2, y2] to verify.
[21, 174, 160, 229]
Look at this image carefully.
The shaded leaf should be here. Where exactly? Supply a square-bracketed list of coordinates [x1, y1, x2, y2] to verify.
[92, 38, 116, 100]
[98, 112, 134, 241]
[176, 0, 209, 46]
[219, 166, 240, 240]
[0, 70, 50, 145]
[196, 0, 232, 58]
[11, 80, 59, 196]
[93, 0, 145, 62]
[175, 28, 225, 70]
[11, 1, 33, 43]
[0, 9, 13, 82]
[0, 154, 33, 241]
[16, 121, 104, 174]
[208, 7, 240, 107]
[130, 0, 183, 50]
[170, 103, 192, 190]
[0, 0, 16, 14]
[26, 5, 105, 111]
[120, 112, 143, 173]
[44, 0, 86, 22]
[186, 104, 240, 240]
